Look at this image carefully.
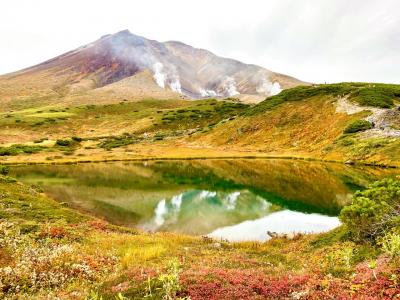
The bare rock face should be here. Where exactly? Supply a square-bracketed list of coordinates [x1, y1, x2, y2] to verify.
[0, 30, 305, 103]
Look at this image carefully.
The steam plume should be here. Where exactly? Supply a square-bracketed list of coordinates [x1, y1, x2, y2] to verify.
[153, 62, 166, 88]
[199, 89, 218, 97]
[223, 77, 240, 96]
[169, 74, 182, 93]
[256, 78, 282, 96]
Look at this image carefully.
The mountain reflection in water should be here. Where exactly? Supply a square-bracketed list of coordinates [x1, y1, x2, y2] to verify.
[11, 159, 398, 241]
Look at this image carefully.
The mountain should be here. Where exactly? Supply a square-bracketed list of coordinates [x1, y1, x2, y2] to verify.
[0, 30, 305, 109]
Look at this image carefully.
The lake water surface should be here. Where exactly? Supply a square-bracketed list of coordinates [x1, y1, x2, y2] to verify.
[11, 159, 398, 241]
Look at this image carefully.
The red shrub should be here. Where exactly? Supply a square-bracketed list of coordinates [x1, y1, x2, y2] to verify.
[89, 220, 108, 231]
[39, 226, 67, 238]
[179, 268, 309, 300]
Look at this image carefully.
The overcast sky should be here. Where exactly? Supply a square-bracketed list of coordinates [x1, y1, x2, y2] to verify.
[0, 0, 399, 83]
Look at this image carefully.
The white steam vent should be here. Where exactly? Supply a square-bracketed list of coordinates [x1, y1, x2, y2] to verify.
[223, 76, 240, 96]
[257, 79, 282, 96]
[199, 89, 218, 97]
[153, 62, 166, 88]
[152, 62, 183, 94]
[169, 75, 182, 93]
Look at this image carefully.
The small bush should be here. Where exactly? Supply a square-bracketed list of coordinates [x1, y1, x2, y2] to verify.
[339, 178, 400, 241]
[55, 139, 71, 146]
[145, 259, 184, 299]
[344, 120, 372, 134]
[380, 232, 400, 257]
[322, 243, 355, 276]
[154, 133, 165, 141]
[0, 165, 10, 175]
[99, 135, 137, 150]
[0, 176, 17, 183]
[71, 136, 83, 142]
[0, 144, 43, 156]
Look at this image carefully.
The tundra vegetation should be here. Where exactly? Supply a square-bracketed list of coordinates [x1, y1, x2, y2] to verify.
[0, 82, 400, 298]
[1, 83, 399, 166]
[0, 171, 399, 299]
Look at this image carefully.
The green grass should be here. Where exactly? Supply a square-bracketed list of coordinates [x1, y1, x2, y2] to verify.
[334, 137, 400, 161]
[26, 112, 74, 118]
[0, 175, 85, 224]
[247, 83, 400, 115]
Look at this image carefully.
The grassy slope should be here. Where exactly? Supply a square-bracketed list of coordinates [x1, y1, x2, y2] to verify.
[0, 82, 399, 166]
[0, 99, 246, 143]
[188, 83, 400, 166]
[1, 175, 399, 299]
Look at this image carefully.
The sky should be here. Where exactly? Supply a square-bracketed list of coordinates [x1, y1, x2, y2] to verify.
[0, 0, 399, 83]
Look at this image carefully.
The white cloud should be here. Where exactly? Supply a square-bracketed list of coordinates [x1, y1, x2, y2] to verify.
[0, 0, 399, 83]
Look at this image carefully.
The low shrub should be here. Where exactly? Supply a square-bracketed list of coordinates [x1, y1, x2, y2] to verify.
[0, 166, 9, 175]
[339, 178, 400, 242]
[344, 120, 372, 134]
[99, 135, 137, 150]
[0, 222, 117, 297]
[0, 144, 43, 156]
[322, 243, 355, 276]
[247, 83, 400, 115]
[0, 176, 17, 183]
[55, 139, 71, 146]
[380, 232, 400, 258]
[145, 259, 185, 300]
[350, 87, 397, 108]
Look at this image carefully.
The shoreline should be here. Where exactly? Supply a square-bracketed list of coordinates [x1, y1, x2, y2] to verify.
[2, 153, 398, 168]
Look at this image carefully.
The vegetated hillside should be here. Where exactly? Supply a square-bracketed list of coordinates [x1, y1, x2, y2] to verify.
[0, 98, 247, 145]
[188, 83, 400, 165]
[0, 169, 399, 299]
[0, 30, 305, 111]
[0, 82, 399, 166]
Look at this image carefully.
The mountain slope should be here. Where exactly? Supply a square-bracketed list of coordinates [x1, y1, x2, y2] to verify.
[183, 83, 400, 165]
[1, 83, 399, 166]
[0, 30, 305, 110]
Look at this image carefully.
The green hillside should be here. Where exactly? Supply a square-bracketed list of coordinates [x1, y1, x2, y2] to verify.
[0, 82, 399, 166]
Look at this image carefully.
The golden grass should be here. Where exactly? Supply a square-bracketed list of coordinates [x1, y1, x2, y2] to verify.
[1, 95, 399, 167]
[121, 245, 167, 268]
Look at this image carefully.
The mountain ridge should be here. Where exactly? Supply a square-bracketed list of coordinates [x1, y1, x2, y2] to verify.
[0, 30, 306, 108]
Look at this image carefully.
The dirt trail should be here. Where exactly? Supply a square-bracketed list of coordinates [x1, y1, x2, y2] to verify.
[336, 97, 400, 138]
